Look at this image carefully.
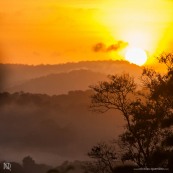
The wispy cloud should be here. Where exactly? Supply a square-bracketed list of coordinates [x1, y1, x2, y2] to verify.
[93, 41, 128, 52]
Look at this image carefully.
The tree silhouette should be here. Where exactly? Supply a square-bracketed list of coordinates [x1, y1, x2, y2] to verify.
[90, 53, 173, 168]
[22, 156, 37, 173]
[22, 156, 51, 173]
[56, 161, 75, 173]
[86, 142, 117, 173]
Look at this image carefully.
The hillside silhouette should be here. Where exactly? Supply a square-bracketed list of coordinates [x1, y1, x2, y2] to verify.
[0, 91, 124, 165]
[7, 70, 107, 95]
[0, 60, 142, 93]
[0, 156, 85, 173]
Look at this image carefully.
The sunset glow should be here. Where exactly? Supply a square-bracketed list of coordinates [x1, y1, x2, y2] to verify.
[0, 0, 173, 65]
[1, 0, 173, 167]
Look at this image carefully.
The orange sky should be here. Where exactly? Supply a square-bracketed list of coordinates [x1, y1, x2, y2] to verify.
[0, 0, 173, 65]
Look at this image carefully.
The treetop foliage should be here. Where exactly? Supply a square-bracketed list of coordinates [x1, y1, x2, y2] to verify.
[88, 53, 173, 169]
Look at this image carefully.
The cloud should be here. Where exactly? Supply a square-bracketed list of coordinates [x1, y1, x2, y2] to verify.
[93, 42, 106, 52]
[93, 41, 128, 52]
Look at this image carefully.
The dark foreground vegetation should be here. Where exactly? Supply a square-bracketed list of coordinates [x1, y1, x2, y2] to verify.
[0, 156, 85, 173]
[87, 53, 173, 172]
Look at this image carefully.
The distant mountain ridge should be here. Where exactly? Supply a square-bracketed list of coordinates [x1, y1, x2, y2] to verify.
[7, 69, 107, 95]
[0, 60, 142, 94]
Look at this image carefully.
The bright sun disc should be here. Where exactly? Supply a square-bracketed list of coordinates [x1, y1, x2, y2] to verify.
[125, 47, 147, 66]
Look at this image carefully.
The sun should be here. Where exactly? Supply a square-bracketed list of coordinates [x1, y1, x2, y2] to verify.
[125, 47, 147, 66]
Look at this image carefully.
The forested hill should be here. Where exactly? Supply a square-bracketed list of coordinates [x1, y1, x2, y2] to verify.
[0, 60, 142, 93]
[6, 70, 107, 95]
[0, 91, 124, 165]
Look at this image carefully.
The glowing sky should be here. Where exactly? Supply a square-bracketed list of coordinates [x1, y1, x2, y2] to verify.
[0, 0, 173, 64]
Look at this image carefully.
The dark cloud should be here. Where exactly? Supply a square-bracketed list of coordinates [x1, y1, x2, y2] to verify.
[93, 41, 128, 52]
[93, 42, 106, 52]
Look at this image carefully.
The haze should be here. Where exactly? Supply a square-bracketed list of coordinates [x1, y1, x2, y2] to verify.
[1, 0, 173, 65]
